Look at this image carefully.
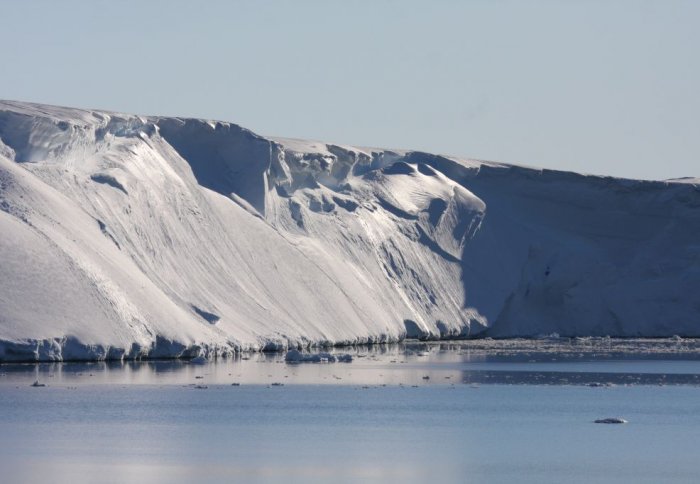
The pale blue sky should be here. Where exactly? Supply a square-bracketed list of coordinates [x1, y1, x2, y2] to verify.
[1, 0, 698, 180]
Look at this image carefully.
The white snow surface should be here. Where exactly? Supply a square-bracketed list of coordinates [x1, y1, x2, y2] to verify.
[0, 100, 698, 361]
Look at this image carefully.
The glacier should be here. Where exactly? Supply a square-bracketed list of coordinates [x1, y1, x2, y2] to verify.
[0, 100, 698, 361]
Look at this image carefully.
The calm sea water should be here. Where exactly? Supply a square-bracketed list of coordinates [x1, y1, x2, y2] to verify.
[1, 342, 699, 483]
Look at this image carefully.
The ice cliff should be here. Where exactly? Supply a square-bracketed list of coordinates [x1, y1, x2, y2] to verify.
[1, 101, 698, 361]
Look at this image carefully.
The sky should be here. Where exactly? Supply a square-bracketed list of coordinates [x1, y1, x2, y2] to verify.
[1, 0, 698, 180]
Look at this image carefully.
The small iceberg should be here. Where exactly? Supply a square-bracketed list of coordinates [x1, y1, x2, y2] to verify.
[284, 349, 353, 363]
[189, 356, 208, 365]
[30, 380, 46, 387]
[594, 418, 628, 424]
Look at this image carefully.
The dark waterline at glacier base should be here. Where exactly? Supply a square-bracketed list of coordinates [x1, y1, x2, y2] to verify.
[2, 342, 700, 483]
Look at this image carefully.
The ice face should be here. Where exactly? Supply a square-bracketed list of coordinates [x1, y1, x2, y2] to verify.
[1, 100, 699, 361]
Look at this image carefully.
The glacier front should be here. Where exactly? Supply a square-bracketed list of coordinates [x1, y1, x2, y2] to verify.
[0, 100, 698, 361]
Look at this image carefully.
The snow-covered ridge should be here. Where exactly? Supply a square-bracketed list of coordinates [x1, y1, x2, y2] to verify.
[1, 100, 698, 361]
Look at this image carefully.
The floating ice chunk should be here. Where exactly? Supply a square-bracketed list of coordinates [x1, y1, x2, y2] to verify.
[594, 418, 628, 424]
[285, 349, 332, 362]
[190, 356, 208, 365]
[284, 349, 305, 362]
[284, 349, 352, 363]
[536, 333, 561, 340]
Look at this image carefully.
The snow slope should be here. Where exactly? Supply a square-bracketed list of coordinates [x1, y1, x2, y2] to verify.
[0, 101, 698, 361]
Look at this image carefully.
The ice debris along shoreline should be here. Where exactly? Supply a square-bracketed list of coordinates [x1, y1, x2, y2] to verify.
[5, 340, 700, 388]
[1, 100, 699, 361]
[2, 337, 700, 364]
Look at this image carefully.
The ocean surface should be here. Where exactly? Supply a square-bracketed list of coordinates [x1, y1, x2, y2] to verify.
[2, 340, 700, 483]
